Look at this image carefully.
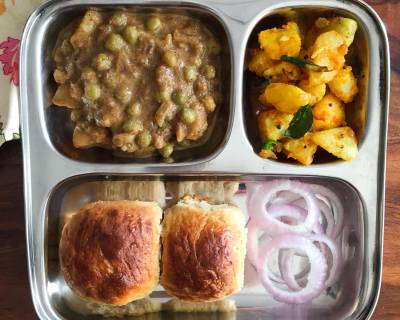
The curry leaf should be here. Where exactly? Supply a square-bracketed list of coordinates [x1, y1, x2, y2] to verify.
[284, 105, 313, 139]
[281, 55, 328, 72]
[262, 139, 277, 150]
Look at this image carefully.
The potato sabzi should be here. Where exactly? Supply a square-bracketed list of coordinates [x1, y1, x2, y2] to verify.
[247, 17, 359, 165]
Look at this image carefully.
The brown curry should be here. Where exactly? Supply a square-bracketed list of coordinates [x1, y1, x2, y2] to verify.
[52, 9, 222, 159]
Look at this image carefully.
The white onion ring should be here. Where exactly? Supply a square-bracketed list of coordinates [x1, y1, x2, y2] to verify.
[280, 234, 342, 291]
[246, 180, 346, 304]
[271, 186, 343, 238]
[309, 184, 344, 239]
[269, 203, 324, 235]
[253, 202, 325, 277]
[309, 234, 342, 287]
[258, 234, 328, 304]
[249, 180, 321, 236]
[279, 249, 309, 291]
[272, 190, 302, 205]
[246, 221, 283, 283]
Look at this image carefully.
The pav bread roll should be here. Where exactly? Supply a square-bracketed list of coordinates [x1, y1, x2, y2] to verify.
[161, 197, 247, 302]
[59, 200, 162, 305]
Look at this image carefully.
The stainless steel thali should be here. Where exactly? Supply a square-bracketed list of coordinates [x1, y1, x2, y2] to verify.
[19, 0, 390, 319]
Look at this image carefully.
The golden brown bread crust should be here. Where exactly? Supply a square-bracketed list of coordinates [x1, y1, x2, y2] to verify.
[59, 200, 162, 305]
[161, 198, 246, 302]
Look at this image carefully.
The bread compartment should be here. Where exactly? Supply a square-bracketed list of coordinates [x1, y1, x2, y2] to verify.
[243, 6, 369, 165]
[34, 3, 232, 164]
[43, 174, 367, 320]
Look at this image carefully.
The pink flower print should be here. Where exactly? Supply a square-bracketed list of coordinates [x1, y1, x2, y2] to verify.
[0, 37, 20, 86]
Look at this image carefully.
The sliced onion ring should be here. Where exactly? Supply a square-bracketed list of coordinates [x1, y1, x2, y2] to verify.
[309, 184, 344, 239]
[258, 234, 328, 304]
[279, 234, 342, 291]
[269, 203, 324, 235]
[249, 180, 321, 236]
[246, 221, 283, 284]
[279, 249, 309, 291]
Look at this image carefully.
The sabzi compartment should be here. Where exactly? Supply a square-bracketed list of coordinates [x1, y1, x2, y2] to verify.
[42, 4, 232, 164]
[45, 174, 365, 320]
[243, 7, 369, 165]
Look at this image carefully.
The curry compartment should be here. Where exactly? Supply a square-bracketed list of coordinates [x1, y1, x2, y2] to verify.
[30, 3, 232, 164]
[43, 174, 364, 320]
[243, 6, 369, 165]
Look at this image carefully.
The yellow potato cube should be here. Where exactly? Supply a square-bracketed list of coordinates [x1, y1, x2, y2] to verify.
[299, 80, 326, 104]
[307, 70, 338, 86]
[312, 94, 345, 131]
[311, 126, 358, 161]
[258, 22, 302, 60]
[259, 83, 313, 114]
[328, 66, 359, 103]
[309, 31, 348, 70]
[283, 135, 318, 166]
[306, 17, 358, 48]
[258, 110, 294, 141]
[315, 17, 358, 46]
[248, 49, 275, 77]
[263, 61, 301, 83]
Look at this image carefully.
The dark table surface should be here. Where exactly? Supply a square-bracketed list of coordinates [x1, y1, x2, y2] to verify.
[0, 0, 398, 319]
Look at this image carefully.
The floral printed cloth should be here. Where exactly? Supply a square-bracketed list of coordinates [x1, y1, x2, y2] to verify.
[0, 0, 42, 146]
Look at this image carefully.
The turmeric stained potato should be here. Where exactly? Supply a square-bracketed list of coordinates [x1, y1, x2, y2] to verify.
[258, 22, 302, 60]
[283, 134, 318, 166]
[260, 83, 313, 114]
[247, 16, 360, 164]
[312, 94, 345, 131]
[309, 31, 348, 71]
[299, 81, 326, 104]
[328, 66, 359, 103]
[258, 110, 293, 141]
[248, 49, 275, 77]
[311, 127, 358, 161]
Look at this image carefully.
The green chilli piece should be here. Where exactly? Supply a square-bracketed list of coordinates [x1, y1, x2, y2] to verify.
[284, 104, 314, 139]
[262, 139, 278, 150]
[281, 55, 329, 72]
